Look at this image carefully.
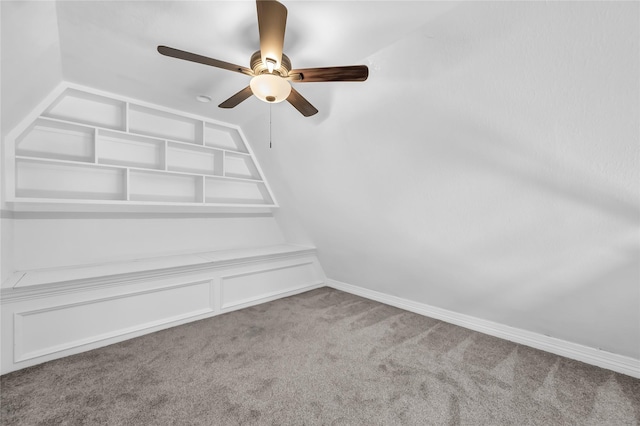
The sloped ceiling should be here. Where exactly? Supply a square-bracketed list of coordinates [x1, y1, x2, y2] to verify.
[1, 1, 63, 136]
[1, 0, 456, 135]
[2, 1, 639, 359]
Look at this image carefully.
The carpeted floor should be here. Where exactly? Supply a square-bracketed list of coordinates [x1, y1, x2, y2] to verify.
[1, 287, 639, 425]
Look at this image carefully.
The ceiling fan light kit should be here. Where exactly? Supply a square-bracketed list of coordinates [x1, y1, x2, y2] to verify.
[158, 0, 368, 117]
[250, 74, 291, 104]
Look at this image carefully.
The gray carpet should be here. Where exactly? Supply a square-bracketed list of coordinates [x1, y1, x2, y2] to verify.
[1, 287, 639, 425]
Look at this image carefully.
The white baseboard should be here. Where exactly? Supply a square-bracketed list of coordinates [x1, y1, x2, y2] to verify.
[326, 278, 640, 379]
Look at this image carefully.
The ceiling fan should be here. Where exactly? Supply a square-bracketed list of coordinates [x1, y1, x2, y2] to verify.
[157, 0, 368, 117]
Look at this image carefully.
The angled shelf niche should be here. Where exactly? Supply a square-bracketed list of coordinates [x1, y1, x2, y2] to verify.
[16, 118, 95, 163]
[224, 152, 260, 180]
[205, 178, 273, 205]
[204, 122, 248, 153]
[7, 86, 277, 208]
[42, 88, 126, 131]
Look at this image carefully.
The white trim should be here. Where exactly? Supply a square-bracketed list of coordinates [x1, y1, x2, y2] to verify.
[326, 278, 640, 379]
[1, 245, 318, 302]
[7, 200, 276, 212]
[220, 281, 324, 313]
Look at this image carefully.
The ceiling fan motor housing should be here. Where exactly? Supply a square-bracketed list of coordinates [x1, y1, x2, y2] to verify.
[250, 51, 291, 76]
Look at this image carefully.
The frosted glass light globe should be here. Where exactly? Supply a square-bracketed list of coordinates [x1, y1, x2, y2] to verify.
[250, 74, 291, 104]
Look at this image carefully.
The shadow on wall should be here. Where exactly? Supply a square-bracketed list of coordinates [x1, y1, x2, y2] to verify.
[311, 90, 639, 357]
[532, 245, 640, 355]
[438, 115, 639, 224]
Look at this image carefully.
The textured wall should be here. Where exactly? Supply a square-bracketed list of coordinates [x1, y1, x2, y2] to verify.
[8, 212, 285, 274]
[1, 1, 64, 283]
[0, 1, 63, 139]
[243, 2, 639, 358]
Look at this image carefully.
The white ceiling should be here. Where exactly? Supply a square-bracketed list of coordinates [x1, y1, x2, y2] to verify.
[1, 0, 457, 133]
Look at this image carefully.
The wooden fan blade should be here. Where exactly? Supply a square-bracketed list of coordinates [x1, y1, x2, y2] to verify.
[287, 87, 318, 117]
[157, 46, 253, 77]
[288, 65, 369, 82]
[256, 0, 287, 69]
[219, 86, 254, 109]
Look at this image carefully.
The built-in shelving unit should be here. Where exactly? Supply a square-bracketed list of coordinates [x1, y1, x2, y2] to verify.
[6, 85, 276, 208]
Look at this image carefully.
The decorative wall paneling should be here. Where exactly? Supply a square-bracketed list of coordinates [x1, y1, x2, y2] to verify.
[1, 245, 324, 374]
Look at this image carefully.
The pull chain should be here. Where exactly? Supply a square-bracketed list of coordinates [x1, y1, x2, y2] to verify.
[269, 104, 272, 149]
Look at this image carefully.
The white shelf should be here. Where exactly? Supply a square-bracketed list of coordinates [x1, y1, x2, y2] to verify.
[204, 122, 247, 153]
[8, 198, 273, 209]
[167, 142, 222, 176]
[16, 158, 126, 201]
[97, 129, 165, 170]
[129, 104, 202, 145]
[42, 88, 126, 131]
[129, 170, 204, 203]
[205, 177, 273, 205]
[224, 151, 261, 180]
[6, 85, 277, 208]
[16, 118, 95, 163]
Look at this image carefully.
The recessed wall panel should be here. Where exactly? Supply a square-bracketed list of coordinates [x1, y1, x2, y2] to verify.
[221, 262, 318, 309]
[15, 281, 212, 362]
